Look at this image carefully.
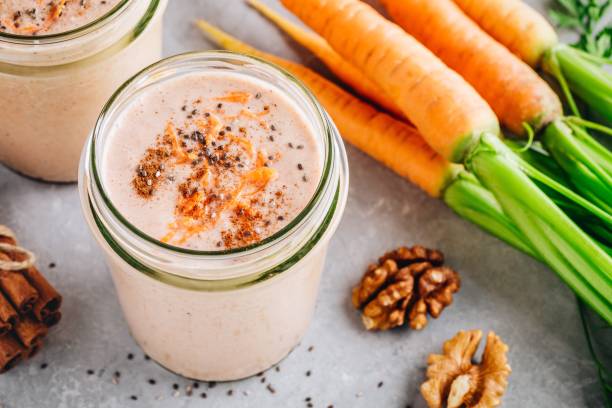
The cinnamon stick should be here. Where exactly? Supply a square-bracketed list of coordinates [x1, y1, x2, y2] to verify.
[13, 315, 47, 348]
[0, 322, 9, 337]
[0, 267, 38, 313]
[0, 292, 17, 336]
[42, 311, 62, 328]
[22, 266, 62, 322]
[0, 334, 24, 373]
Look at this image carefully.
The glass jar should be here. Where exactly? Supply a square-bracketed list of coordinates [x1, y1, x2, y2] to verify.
[78, 52, 349, 381]
[0, 0, 167, 182]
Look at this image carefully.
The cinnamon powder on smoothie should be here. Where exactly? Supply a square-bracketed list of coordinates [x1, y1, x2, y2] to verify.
[108, 72, 321, 250]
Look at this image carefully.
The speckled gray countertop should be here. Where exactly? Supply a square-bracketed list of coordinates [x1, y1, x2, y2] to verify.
[0, 1, 606, 407]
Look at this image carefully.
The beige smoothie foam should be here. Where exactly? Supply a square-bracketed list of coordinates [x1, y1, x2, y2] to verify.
[0, 0, 120, 35]
[102, 70, 322, 250]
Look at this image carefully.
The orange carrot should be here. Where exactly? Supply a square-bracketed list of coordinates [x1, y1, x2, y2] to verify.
[453, 0, 559, 68]
[246, 0, 404, 118]
[279, 0, 499, 163]
[196, 20, 458, 197]
[380, 0, 562, 136]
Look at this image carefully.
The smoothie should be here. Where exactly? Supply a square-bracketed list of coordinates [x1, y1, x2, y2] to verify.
[102, 71, 322, 250]
[80, 53, 349, 380]
[0, 0, 121, 35]
[0, 0, 166, 182]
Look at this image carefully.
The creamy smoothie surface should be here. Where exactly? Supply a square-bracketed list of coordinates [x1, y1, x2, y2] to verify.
[0, 0, 121, 35]
[102, 71, 322, 250]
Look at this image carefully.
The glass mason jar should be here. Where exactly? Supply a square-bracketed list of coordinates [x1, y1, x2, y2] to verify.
[0, 0, 168, 182]
[79, 52, 349, 381]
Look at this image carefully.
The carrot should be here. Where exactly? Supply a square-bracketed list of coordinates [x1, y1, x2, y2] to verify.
[452, 0, 612, 124]
[195, 19, 458, 197]
[280, 0, 499, 163]
[452, 0, 559, 68]
[380, 0, 562, 136]
[246, 0, 404, 118]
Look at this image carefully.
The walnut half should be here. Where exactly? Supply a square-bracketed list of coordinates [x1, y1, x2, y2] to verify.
[352, 245, 460, 331]
[421, 330, 511, 408]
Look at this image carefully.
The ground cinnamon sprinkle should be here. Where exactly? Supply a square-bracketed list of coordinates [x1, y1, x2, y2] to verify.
[132, 90, 291, 249]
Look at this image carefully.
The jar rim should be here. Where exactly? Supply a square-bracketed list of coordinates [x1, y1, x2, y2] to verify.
[0, 0, 131, 43]
[90, 50, 337, 257]
[82, 51, 349, 288]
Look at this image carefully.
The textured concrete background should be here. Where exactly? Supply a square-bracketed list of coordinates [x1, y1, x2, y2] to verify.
[0, 0, 606, 407]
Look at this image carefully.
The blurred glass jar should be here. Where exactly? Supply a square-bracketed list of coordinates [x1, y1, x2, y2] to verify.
[0, 0, 167, 182]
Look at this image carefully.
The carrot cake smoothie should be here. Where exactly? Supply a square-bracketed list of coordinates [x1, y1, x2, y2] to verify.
[0, 0, 120, 35]
[80, 53, 349, 380]
[0, 0, 167, 182]
[102, 71, 322, 250]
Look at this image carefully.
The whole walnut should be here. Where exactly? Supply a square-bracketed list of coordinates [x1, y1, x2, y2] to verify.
[352, 245, 460, 331]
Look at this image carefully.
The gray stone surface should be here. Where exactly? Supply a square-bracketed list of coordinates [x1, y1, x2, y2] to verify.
[0, 0, 606, 407]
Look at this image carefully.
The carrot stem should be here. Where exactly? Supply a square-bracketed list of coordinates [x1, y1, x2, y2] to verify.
[443, 172, 540, 259]
[545, 45, 612, 123]
[467, 134, 612, 324]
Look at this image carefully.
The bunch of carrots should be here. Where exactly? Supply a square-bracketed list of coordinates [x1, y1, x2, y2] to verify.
[196, 0, 612, 329]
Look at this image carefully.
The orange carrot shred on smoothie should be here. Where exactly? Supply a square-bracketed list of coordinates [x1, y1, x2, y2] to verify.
[134, 98, 283, 246]
[215, 91, 252, 104]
